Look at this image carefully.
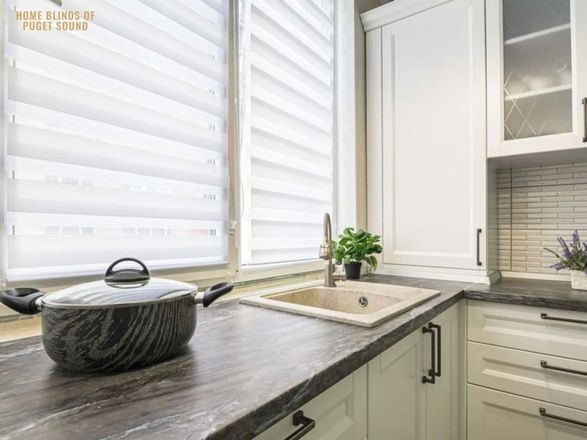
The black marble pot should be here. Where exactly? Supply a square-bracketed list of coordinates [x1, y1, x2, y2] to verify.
[41, 296, 198, 372]
[0, 258, 233, 372]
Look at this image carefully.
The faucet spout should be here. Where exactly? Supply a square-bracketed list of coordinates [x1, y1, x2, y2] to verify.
[319, 212, 345, 287]
[319, 213, 333, 260]
[323, 212, 332, 244]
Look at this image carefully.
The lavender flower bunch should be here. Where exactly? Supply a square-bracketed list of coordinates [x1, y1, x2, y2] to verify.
[544, 230, 587, 272]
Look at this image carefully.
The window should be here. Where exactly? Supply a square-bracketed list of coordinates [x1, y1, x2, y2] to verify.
[2, 0, 337, 283]
[238, 0, 336, 266]
[3, 0, 230, 281]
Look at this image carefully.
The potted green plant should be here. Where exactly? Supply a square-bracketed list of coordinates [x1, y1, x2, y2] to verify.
[332, 227, 382, 280]
[544, 230, 587, 290]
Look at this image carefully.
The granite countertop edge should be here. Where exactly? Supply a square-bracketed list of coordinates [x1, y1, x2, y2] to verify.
[464, 290, 587, 311]
[465, 279, 587, 312]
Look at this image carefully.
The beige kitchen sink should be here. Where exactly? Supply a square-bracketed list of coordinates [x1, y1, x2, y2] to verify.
[240, 281, 440, 327]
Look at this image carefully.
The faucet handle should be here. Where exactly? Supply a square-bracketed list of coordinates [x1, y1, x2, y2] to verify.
[319, 243, 332, 259]
[333, 271, 346, 282]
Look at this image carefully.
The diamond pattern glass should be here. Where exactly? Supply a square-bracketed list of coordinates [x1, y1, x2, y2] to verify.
[503, 0, 572, 140]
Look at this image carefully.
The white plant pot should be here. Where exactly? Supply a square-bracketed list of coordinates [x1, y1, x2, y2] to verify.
[570, 270, 587, 290]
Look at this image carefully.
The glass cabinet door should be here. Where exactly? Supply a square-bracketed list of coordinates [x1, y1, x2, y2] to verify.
[502, 0, 572, 140]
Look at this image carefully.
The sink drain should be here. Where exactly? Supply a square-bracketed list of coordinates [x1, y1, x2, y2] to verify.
[358, 296, 368, 307]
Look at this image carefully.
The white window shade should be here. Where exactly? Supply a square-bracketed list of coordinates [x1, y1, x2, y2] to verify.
[4, 0, 230, 281]
[239, 0, 335, 266]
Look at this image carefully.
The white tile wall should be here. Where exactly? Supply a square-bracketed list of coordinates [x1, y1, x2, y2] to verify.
[497, 163, 587, 275]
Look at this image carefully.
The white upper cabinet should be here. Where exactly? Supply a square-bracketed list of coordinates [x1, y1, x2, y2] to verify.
[487, 0, 587, 157]
[364, 0, 490, 277]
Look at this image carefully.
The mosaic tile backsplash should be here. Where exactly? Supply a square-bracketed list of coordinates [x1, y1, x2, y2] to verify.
[497, 162, 587, 276]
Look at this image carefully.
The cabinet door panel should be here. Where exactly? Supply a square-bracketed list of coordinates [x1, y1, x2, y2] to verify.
[368, 330, 424, 440]
[381, 0, 486, 269]
[425, 304, 462, 440]
[368, 303, 462, 440]
[468, 384, 587, 440]
[577, 0, 587, 146]
[487, 0, 587, 156]
[255, 366, 367, 440]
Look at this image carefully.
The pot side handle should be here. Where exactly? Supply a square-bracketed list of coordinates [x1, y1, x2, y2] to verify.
[202, 282, 234, 307]
[0, 288, 45, 315]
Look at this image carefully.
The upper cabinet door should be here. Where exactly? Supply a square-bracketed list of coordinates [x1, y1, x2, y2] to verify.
[487, 0, 587, 157]
[378, 0, 487, 270]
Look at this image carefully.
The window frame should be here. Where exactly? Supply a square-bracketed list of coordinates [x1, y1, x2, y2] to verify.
[1, 0, 9, 289]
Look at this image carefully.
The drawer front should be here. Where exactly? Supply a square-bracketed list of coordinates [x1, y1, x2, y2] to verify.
[255, 366, 366, 440]
[467, 301, 587, 361]
[468, 384, 587, 440]
[468, 342, 587, 411]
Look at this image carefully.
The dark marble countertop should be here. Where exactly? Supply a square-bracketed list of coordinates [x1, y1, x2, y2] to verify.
[3, 274, 586, 440]
[0, 275, 469, 440]
[466, 277, 587, 312]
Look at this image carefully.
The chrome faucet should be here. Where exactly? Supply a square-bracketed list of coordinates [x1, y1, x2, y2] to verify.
[319, 213, 345, 287]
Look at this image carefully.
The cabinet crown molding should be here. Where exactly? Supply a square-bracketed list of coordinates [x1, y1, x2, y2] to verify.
[361, 0, 451, 31]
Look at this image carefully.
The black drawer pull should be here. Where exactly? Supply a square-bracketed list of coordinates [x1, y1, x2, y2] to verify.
[539, 407, 587, 428]
[540, 313, 587, 325]
[429, 323, 441, 377]
[422, 325, 436, 384]
[284, 411, 315, 440]
[540, 360, 587, 377]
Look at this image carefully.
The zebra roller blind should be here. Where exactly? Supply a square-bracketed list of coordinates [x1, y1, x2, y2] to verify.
[4, 0, 230, 280]
[239, 0, 335, 265]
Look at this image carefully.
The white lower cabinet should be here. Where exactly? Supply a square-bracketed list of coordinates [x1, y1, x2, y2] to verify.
[467, 301, 587, 440]
[367, 303, 463, 440]
[256, 300, 587, 440]
[425, 303, 463, 440]
[256, 304, 462, 440]
[254, 366, 367, 440]
[368, 326, 425, 440]
[468, 385, 587, 440]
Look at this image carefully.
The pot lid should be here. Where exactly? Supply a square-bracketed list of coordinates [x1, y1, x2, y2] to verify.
[42, 258, 196, 307]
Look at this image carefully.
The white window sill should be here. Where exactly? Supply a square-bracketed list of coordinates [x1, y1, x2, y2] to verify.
[235, 259, 324, 283]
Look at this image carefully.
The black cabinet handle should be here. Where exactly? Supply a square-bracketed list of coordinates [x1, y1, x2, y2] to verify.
[540, 313, 587, 325]
[582, 97, 587, 143]
[422, 325, 436, 384]
[540, 360, 587, 377]
[284, 411, 315, 440]
[476, 228, 482, 266]
[539, 407, 587, 428]
[429, 323, 441, 377]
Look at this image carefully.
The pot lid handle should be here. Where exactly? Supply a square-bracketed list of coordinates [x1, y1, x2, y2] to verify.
[105, 257, 150, 283]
